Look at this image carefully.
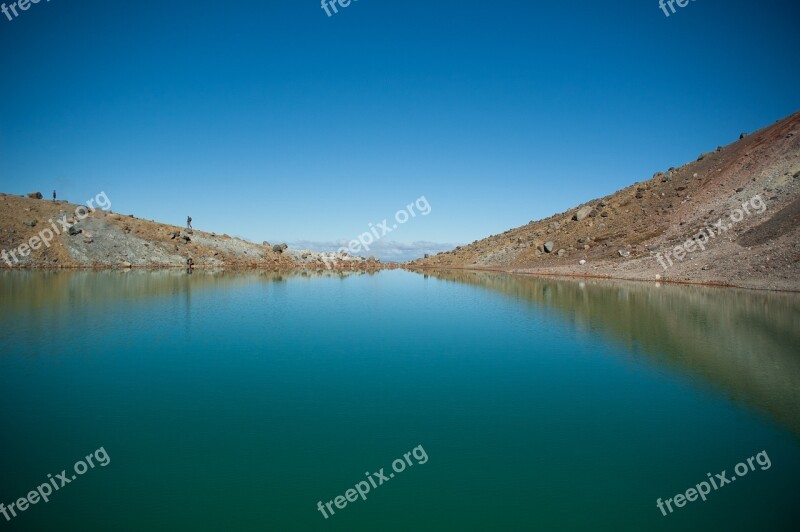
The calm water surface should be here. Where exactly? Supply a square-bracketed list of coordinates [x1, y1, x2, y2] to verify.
[0, 270, 798, 531]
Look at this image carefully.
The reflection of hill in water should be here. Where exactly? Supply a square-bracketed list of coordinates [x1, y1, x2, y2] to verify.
[3, 269, 797, 436]
[423, 270, 800, 436]
[0, 270, 373, 359]
[0, 269, 369, 314]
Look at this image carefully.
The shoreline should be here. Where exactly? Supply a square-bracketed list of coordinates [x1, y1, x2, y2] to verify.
[404, 265, 800, 294]
[0, 263, 398, 273]
[3, 262, 796, 294]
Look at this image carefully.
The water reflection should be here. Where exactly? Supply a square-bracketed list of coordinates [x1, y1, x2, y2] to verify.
[0, 269, 372, 360]
[421, 270, 800, 436]
[0, 269, 368, 314]
[2, 269, 798, 438]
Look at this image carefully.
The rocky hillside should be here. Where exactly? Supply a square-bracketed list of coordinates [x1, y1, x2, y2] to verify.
[411, 111, 800, 291]
[0, 197, 385, 271]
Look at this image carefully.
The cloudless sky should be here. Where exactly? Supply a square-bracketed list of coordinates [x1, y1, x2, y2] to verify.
[1, 0, 798, 256]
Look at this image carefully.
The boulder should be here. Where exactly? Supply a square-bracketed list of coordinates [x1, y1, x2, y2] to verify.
[573, 206, 593, 222]
[618, 249, 631, 258]
[68, 225, 82, 236]
[543, 241, 555, 253]
[557, 249, 566, 257]
[27, 192, 43, 199]
[23, 219, 37, 227]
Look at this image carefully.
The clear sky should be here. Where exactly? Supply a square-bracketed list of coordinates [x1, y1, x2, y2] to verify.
[1, 0, 798, 259]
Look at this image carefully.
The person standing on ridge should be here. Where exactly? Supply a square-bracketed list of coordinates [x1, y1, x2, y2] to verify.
[187, 216, 192, 231]
[52, 190, 56, 202]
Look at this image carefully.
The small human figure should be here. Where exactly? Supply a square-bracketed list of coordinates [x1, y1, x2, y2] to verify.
[52, 190, 57, 202]
[186, 257, 194, 274]
[187, 216, 193, 230]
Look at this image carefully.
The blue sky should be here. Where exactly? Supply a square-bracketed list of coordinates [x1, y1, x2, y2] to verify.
[1, 0, 798, 259]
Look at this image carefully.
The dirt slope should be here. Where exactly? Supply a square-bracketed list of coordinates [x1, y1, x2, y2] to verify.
[0, 198, 384, 271]
[410, 111, 800, 291]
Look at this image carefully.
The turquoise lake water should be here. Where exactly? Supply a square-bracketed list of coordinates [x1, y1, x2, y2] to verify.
[0, 270, 799, 531]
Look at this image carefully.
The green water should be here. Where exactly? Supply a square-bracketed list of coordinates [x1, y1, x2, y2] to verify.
[0, 270, 798, 531]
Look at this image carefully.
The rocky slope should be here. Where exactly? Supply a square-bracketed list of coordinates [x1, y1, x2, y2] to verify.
[410, 111, 800, 291]
[0, 197, 385, 271]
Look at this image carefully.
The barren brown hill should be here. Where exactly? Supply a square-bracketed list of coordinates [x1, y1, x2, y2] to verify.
[0, 197, 385, 271]
[411, 111, 800, 292]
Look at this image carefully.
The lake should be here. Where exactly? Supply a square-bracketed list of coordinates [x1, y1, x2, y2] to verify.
[0, 270, 798, 530]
